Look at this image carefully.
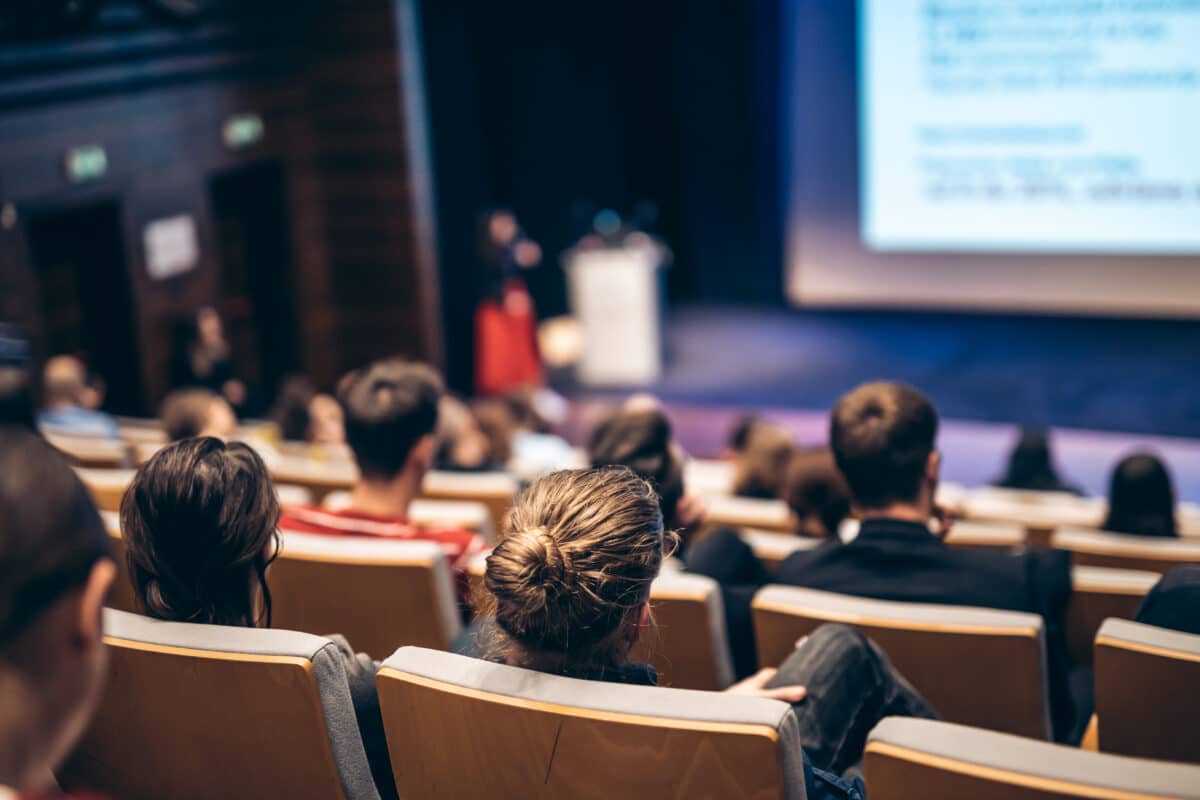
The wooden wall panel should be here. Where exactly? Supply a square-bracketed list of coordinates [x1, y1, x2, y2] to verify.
[0, 0, 441, 412]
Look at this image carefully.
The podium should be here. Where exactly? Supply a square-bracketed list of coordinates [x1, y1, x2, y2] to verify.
[565, 246, 663, 386]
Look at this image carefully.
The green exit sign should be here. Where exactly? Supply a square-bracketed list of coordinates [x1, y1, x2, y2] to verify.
[223, 113, 264, 150]
[64, 145, 108, 183]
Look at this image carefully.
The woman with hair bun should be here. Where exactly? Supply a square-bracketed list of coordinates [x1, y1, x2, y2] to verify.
[482, 467, 938, 798]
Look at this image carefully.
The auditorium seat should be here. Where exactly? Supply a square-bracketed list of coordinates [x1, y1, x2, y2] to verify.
[75, 467, 135, 513]
[58, 609, 379, 800]
[1094, 619, 1200, 764]
[961, 489, 1104, 548]
[133, 441, 163, 464]
[630, 570, 736, 690]
[1051, 529, 1200, 574]
[467, 556, 736, 691]
[44, 432, 129, 469]
[752, 585, 1050, 739]
[276, 483, 315, 508]
[1066, 566, 1160, 666]
[324, 491, 496, 543]
[269, 455, 358, 504]
[704, 494, 797, 535]
[683, 457, 736, 497]
[421, 469, 518, 539]
[115, 419, 167, 447]
[99, 510, 138, 614]
[864, 717, 1200, 800]
[376, 646, 807, 799]
[738, 528, 823, 571]
[270, 531, 461, 659]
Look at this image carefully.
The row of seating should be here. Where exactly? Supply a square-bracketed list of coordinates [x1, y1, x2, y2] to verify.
[61, 609, 1200, 799]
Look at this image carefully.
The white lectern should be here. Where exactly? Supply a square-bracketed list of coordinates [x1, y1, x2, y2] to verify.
[565, 246, 662, 385]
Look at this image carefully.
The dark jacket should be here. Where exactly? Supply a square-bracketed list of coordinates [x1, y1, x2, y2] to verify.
[775, 518, 1075, 740]
[1135, 565, 1200, 635]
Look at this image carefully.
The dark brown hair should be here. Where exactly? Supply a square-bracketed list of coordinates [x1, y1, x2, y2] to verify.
[1104, 452, 1177, 538]
[121, 437, 280, 627]
[586, 408, 684, 529]
[338, 359, 442, 479]
[830, 381, 938, 509]
[483, 467, 669, 673]
[783, 447, 851, 538]
[732, 423, 796, 500]
[0, 427, 109, 645]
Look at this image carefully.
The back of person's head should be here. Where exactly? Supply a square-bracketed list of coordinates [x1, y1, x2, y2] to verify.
[731, 423, 795, 500]
[996, 427, 1069, 492]
[724, 413, 762, 457]
[1104, 452, 1177, 538]
[830, 381, 938, 510]
[470, 397, 518, 466]
[783, 447, 851, 538]
[268, 375, 316, 442]
[121, 437, 280, 627]
[42, 355, 87, 409]
[483, 467, 667, 672]
[0, 427, 113, 784]
[307, 393, 344, 445]
[338, 359, 442, 480]
[587, 407, 684, 529]
[436, 395, 491, 471]
[160, 388, 236, 442]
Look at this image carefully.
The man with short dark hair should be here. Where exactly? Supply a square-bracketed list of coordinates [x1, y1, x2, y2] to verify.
[279, 360, 487, 583]
[776, 381, 1076, 740]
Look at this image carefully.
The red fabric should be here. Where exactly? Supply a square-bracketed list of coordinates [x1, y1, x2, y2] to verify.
[279, 505, 489, 592]
[475, 280, 543, 395]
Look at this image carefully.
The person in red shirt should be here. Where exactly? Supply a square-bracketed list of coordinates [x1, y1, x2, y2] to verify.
[279, 359, 489, 580]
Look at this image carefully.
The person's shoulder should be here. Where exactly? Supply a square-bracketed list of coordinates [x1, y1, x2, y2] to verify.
[775, 538, 842, 581]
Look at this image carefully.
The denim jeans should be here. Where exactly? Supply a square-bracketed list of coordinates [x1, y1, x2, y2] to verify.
[770, 623, 940, 780]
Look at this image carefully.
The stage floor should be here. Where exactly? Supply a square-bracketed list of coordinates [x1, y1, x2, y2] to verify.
[554, 304, 1200, 501]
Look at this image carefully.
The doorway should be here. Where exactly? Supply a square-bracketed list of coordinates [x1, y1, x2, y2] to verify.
[209, 161, 299, 405]
[25, 201, 144, 415]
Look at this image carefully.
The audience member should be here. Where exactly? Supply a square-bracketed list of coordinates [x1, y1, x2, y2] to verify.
[783, 447, 851, 539]
[1104, 452, 1178, 538]
[279, 359, 488, 587]
[159, 388, 237, 442]
[482, 467, 937, 798]
[587, 406, 766, 678]
[170, 306, 248, 415]
[732, 422, 796, 500]
[0, 428, 115, 797]
[37, 356, 119, 439]
[470, 397, 518, 466]
[435, 395, 495, 472]
[268, 375, 317, 442]
[308, 393, 346, 446]
[773, 382, 1077, 740]
[120, 437, 397, 799]
[1134, 565, 1200, 635]
[993, 427, 1082, 495]
[722, 413, 762, 460]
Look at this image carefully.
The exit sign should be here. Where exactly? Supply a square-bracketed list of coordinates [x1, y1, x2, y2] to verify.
[64, 145, 108, 183]
[223, 113, 264, 150]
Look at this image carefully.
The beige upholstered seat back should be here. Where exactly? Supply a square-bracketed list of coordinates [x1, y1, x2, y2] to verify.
[753, 585, 1050, 738]
[1095, 619, 1200, 764]
[59, 610, 379, 800]
[377, 646, 808, 800]
[271, 531, 461, 658]
[865, 717, 1200, 800]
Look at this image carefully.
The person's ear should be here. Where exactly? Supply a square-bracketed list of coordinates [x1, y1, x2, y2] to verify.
[624, 602, 652, 648]
[926, 451, 941, 485]
[75, 559, 116, 652]
[409, 433, 437, 474]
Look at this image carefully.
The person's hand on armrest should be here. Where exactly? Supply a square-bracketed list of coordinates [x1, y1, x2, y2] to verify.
[724, 667, 807, 702]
